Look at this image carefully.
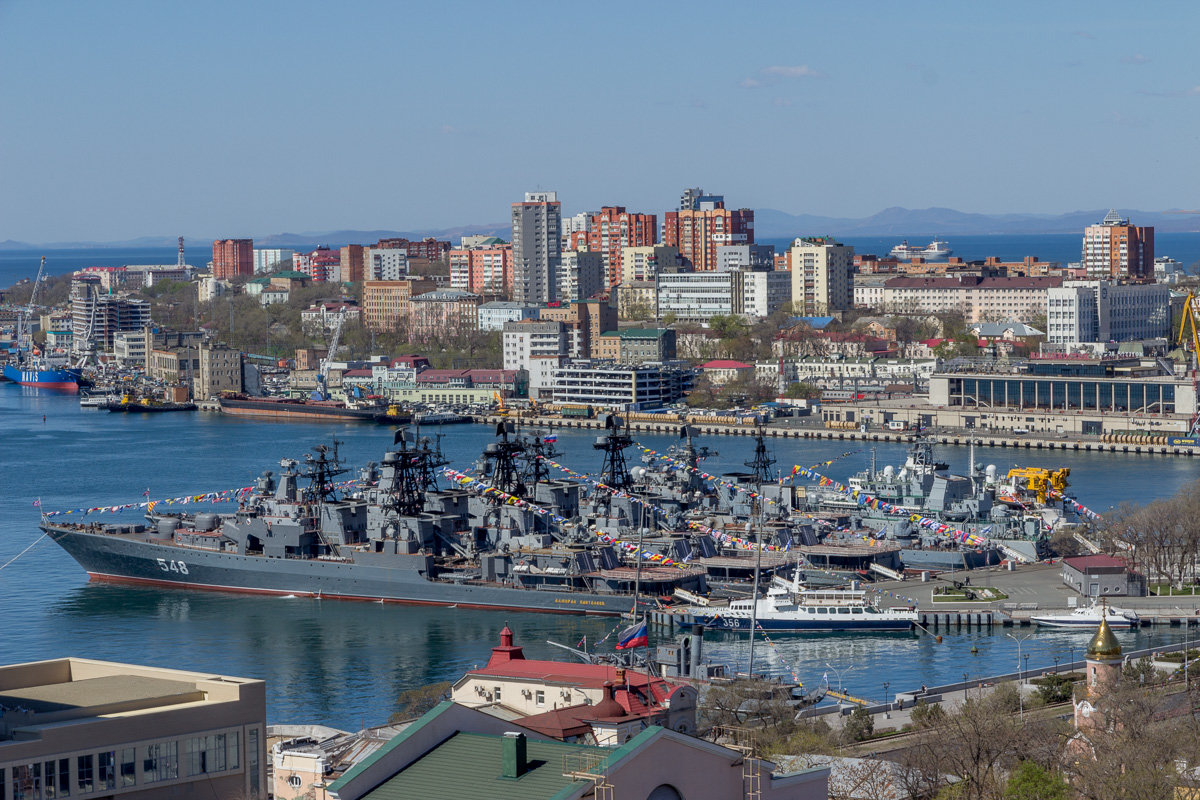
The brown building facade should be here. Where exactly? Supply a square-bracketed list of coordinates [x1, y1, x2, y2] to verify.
[362, 279, 437, 332]
[585, 206, 658, 289]
[663, 201, 753, 272]
[211, 240, 253, 280]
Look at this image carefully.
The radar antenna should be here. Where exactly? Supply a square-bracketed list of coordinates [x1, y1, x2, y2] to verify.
[593, 415, 633, 492]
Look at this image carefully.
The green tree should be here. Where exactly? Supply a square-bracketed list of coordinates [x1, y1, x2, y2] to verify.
[910, 700, 947, 729]
[1004, 760, 1067, 800]
[842, 706, 874, 742]
[388, 681, 451, 723]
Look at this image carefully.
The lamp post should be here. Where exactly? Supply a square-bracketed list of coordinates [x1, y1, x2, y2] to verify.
[746, 520, 762, 679]
[1024, 653, 1030, 683]
[825, 662, 855, 695]
[1053, 655, 1061, 674]
[1069, 645, 1077, 672]
[1007, 632, 1031, 717]
[883, 681, 890, 707]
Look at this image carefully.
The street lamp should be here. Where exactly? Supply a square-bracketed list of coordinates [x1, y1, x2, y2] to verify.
[1007, 632, 1032, 718]
[1053, 655, 1061, 674]
[825, 662, 855, 695]
[882, 681, 890, 707]
[1023, 653, 1030, 682]
[1069, 645, 1076, 671]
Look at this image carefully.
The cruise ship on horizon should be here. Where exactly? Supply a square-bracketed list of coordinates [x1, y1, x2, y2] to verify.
[889, 239, 953, 260]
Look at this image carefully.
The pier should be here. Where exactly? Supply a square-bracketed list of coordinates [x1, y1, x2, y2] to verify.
[476, 415, 1200, 457]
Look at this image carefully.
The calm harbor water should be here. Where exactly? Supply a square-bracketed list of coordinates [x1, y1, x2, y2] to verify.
[2, 384, 1197, 728]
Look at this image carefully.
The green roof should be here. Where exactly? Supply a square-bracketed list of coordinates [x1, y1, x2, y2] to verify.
[619, 328, 670, 339]
[272, 270, 310, 280]
[361, 731, 601, 800]
[248, 276, 272, 285]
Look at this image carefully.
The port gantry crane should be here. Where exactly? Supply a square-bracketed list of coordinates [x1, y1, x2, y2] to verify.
[312, 307, 347, 401]
[1178, 290, 1200, 437]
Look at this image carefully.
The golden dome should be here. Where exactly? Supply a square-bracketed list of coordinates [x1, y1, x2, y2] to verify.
[1086, 616, 1122, 660]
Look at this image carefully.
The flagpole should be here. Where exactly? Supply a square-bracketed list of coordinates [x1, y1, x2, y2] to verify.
[747, 515, 762, 679]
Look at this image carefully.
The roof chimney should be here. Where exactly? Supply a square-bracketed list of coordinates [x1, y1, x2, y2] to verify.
[501, 731, 528, 779]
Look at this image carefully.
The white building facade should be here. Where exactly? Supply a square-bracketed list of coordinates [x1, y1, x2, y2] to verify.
[478, 301, 540, 332]
[1046, 281, 1172, 345]
[789, 237, 854, 315]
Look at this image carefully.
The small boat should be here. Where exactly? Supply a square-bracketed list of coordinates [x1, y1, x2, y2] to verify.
[1032, 603, 1138, 629]
[80, 392, 119, 408]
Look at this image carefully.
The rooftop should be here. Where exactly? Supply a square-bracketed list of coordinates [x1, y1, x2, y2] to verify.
[700, 360, 754, 370]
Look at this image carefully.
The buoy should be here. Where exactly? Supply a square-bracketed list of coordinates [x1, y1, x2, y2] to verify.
[971, 645, 978, 654]
[936, 635, 943, 643]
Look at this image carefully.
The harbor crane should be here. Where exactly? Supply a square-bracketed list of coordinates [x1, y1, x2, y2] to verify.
[1177, 291, 1200, 436]
[15, 256, 46, 351]
[312, 307, 347, 401]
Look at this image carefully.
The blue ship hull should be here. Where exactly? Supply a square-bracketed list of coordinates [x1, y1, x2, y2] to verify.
[3, 363, 81, 391]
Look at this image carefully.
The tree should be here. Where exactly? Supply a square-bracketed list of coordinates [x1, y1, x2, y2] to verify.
[783, 382, 821, 400]
[1004, 761, 1067, 800]
[842, 706, 874, 742]
[388, 681, 451, 723]
[910, 699, 947, 729]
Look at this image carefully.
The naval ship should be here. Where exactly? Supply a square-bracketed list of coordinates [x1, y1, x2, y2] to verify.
[40, 422, 712, 616]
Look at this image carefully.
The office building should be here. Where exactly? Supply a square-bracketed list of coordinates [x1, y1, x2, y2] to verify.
[503, 319, 570, 398]
[550, 361, 695, 410]
[361, 279, 437, 332]
[716, 243, 775, 271]
[211, 239, 253, 280]
[195, 343, 243, 401]
[251, 248, 293, 274]
[656, 268, 789, 321]
[1082, 209, 1154, 281]
[407, 289, 482, 342]
[558, 250, 605, 302]
[583, 206, 657, 288]
[593, 328, 677, 365]
[789, 237, 854, 315]
[662, 196, 753, 272]
[512, 191, 562, 304]
[539, 300, 616, 359]
[615, 281, 658, 320]
[0, 657, 265, 800]
[477, 301, 539, 331]
[1046, 280, 1172, 344]
[880, 276, 1061, 322]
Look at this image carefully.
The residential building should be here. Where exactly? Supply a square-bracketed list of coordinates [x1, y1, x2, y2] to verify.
[560, 212, 591, 251]
[407, 289, 482, 341]
[70, 274, 152, 352]
[197, 275, 232, 303]
[539, 300, 616, 359]
[147, 345, 199, 387]
[512, 191, 562, 304]
[558, 250, 605, 301]
[142, 266, 193, 288]
[550, 361, 694, 410]
[852, 274, 889, 309]
[112, 330, 147, 367]
[699, 359, 755, 386]
[678, 186, 722, 211]
[593, 328, 677, 365]
[372, 237, 451, 262]
[503, 319, 569, 399]
[620, 244, 686, 284]
[364, 246, 409, 281]
[716, 243, 775, 271]
[196, 343, 243, 400]
[478, 301, 539, 332]
[259, 289, 289, 307]
[460, 234, 502, 249]
[212, 239, 253, 280]
[252, 248, 293, 274]
[339, 245, 366, 283]
[300, 301, 362, 335]
[740, 269, 792, 317]
[582, 206, 657, 288]
[880, 276, 1062, 322]
[0, 657, 266, 800]
[615, 281, 658, 320]
[294, 246, 339, 283]
[789, 237, 854, 315]
[1082, 209, 1154, 281]
[662, 196, 754, 273]
[1154, 256, 1184, 284]
[449, 242, 512, 294]
[1046, 280, 1172, 344]
[361, 279, 437, 333]
[325, 701, 828, 800]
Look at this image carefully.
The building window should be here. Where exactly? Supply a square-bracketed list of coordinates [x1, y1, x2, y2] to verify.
[288, 776, 302, 788]
[248, 729, 261, 800]
[494, 686, 502, 702]
[97, 753, 115, 791]
[535, 690, 545, 706]
[120, 750, 135, 788]
[76, 757, 92, 794]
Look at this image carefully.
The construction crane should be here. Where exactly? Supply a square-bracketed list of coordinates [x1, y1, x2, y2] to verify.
[15, 256, 46, 351]
[1178, 291, 1200, 436]
[312, 308, 347, 401]
[493, 391, 507, 417]
[1001, 467, 1071, 505]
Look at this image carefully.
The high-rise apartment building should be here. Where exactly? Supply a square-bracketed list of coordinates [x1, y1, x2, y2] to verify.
[212, 239, 253, 280]
[339, 245, 366, 283]
[449, 240, 512, 294]
[511, 191, 562, 304]
[364, 247, 409, 281]
[584, 206, 657, 288]
[662, 198, 753, 273]
[361, 279, 437, 332]
[789, 237, 855, 315]
[558, 250, 605, 302]
[620, 245, 686, 284]
[252, 248, 294, 274]
[1082, 209, 1154, 281]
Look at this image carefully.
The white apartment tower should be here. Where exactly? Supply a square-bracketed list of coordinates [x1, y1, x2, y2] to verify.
[512, 191, 562, 305]
[789, 237, 855, 315]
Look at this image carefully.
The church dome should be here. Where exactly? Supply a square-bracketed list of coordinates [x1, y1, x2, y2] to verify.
[1086, 616, 1122, 659]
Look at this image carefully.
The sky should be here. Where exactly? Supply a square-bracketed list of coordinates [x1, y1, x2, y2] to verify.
[2, 0, 1199, 242]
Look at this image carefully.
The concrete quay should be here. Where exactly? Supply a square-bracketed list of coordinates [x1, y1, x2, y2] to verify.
[478, 415, 1199, 457]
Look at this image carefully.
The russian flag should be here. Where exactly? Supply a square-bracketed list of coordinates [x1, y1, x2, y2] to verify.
[615, 621, 649, 650]
[543, 434, 558, 443]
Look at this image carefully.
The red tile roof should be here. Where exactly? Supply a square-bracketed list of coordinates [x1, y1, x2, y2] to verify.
[700, 360, 754, 370]
[1063, 555, 1130, 571]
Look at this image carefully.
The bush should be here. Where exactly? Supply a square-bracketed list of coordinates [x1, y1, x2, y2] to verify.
[842, 706, 874, 742]
[910, 700, 947, 729]
[1033, 674, 1075, 705]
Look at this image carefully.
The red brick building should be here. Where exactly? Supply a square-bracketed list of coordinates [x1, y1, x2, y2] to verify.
[449, 242, 513, 294]
[375, 237, 452, 262]
[662, 201, 753, 272]
[1083, 210, 1154, 281]
[212, 239, 253, 279]
[585, 207, 657, 288]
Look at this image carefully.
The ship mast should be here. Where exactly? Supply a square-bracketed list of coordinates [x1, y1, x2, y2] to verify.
[482, 421, 527, 498]
[594, 415, 633, 492]
[383, 428, 429, 516]
[745, 426, 776, 484]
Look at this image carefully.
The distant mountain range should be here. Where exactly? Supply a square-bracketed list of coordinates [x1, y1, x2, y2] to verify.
[4, 207, 1199, 250]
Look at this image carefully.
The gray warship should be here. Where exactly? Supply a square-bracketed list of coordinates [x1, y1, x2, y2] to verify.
[41, 423, 711, 616]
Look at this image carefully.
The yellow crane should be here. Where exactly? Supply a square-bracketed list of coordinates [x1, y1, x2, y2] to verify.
[1177, 291, 1200, 436]
[1002, 467, 1071, 505]
[493, 391, 507, 417]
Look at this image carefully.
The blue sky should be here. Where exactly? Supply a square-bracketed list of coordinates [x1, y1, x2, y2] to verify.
[2, 0, 1198, 242]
